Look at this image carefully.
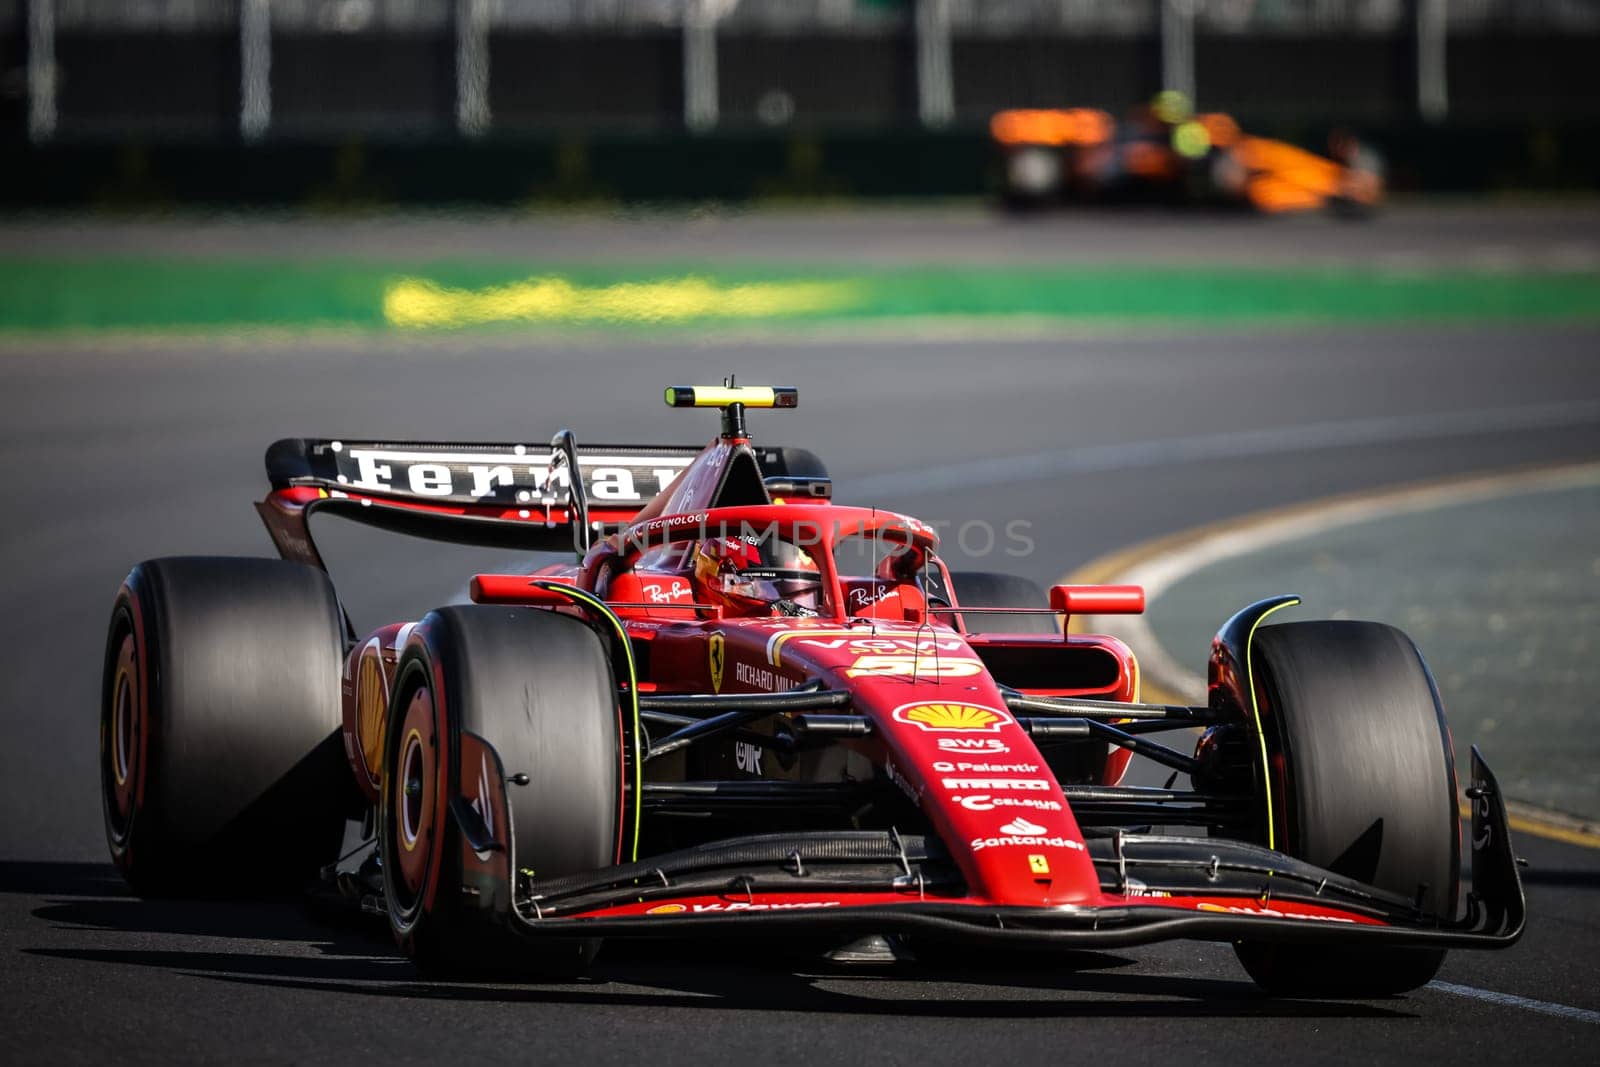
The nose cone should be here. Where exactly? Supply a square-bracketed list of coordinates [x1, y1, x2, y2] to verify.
[878, 695, 1102, 906]
[772, 624, 1102, 906]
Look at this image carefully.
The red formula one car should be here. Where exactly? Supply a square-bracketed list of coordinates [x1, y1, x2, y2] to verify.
[100, 385, 1522, 994]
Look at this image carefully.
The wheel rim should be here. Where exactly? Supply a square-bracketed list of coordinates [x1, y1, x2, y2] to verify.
[388, 683, 439, 910]
[399, 729, 425, 850]
[113, 673, 133, 788]
[104, 631, 141, 838]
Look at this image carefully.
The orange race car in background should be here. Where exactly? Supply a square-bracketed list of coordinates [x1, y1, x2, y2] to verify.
[992, 92, 1383, 215]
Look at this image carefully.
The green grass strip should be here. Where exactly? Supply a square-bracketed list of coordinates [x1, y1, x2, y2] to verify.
[2, 258, 1597, 332]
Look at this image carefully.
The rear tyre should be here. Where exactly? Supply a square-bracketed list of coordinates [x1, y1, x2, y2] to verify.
[950, 571, 1059, 635]
[100, 557, 350, 896]
[381, 606, 623, 979]
[1234, 621, 1459, 996]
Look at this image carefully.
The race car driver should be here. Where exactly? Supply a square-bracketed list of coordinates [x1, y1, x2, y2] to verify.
[692, 535, 823, 617]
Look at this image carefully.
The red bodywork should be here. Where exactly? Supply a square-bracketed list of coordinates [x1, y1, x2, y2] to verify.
[236, 390, 1530, 965]
[293, 425, 1396, 930]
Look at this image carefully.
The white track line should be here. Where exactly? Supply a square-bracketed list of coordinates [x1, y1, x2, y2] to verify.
[841, 398, 1600, 500]
[1429, 981, 1600, 1025]
[458, 407, 1600, 622]
[1082, 461, 1600, 700]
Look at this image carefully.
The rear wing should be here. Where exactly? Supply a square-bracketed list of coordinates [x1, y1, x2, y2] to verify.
[255, 435, 828, 571]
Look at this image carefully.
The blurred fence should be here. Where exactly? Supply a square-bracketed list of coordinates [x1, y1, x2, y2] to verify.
[4, 0, 1598, 142]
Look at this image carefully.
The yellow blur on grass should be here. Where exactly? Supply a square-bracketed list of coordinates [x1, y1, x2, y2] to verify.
[383, 274, 860, 328]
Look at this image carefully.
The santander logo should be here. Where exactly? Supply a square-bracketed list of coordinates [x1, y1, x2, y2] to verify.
[1000, 816, 1047, 835]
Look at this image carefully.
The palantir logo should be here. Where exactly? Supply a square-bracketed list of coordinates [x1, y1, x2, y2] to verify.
[999, 816, 1046, 835]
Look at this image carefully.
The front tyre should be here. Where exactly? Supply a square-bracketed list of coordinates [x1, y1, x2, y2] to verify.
[380, 605, 624, 978]
[1235, 621, 1459, 996]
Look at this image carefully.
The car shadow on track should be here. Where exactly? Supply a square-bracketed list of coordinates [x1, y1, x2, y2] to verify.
[1518, 867, 1600, 890]
[15, 862, 392, 951]
[11, 860, 396, 962]
[20, 946, 1418, 1019]
[14, 861, 1415, 1021]
[0, 861, 136, 898]
[30, 893, 392, 950]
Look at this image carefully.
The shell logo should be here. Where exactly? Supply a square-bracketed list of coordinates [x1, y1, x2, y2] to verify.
[646, 903, 687, 915]
[892, 701, 1010, 733]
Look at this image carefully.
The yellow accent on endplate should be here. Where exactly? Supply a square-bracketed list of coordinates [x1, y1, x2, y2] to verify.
[529, 582, 644, 864]
[1246, 598, 1301, 852]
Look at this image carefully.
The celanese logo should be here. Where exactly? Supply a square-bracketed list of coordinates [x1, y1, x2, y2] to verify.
[954, 794, 1062, 813]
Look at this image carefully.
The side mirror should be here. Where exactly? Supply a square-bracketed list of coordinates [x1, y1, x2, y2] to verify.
[1048, 585, 1146, 617]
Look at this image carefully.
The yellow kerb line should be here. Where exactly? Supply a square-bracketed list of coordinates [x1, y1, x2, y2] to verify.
[383, 275, 858, 328]
[1459, 802, 1600, 850]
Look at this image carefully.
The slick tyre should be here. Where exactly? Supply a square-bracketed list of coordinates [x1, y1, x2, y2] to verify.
[950, 571, 1059, 635]
[101, 557, 350, 896]
[1234, 621, 1459, 997]
[381, 606, 624, 979]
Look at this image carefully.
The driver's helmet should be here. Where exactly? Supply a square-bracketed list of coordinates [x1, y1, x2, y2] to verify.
[692, 535, 822, 617]
[1149, 89, 1194, 127]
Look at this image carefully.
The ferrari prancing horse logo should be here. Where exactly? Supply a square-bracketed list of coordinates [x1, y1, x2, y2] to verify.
[708, 632, 725, 693]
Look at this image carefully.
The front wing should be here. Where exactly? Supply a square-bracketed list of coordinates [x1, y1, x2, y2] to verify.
[501, 749, 1523, 952]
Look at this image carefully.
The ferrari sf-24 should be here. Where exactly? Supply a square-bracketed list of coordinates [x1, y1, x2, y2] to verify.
[100, 385, 1522, 994]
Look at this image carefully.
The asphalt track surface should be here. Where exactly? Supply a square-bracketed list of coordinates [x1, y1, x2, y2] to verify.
[1132, 469, 1600, 816]
[3, 208, 1600, 1063]
[7, 201, 1600, 270]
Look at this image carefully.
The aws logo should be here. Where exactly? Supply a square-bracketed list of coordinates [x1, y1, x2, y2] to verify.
[891, 701, 1012, 734]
